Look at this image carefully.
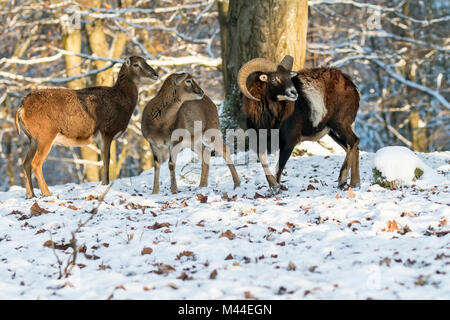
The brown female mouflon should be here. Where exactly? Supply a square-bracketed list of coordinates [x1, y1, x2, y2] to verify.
[141, 72, 240, 194]
[15, 56, 158, 198]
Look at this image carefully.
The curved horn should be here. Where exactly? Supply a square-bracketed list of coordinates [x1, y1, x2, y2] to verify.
[279, 55, 294, 71]
[237, 58, 278, 101]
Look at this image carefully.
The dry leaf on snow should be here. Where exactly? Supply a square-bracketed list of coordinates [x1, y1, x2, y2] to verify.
[219, 230, 236, 240]
[141, 247, 153, 255]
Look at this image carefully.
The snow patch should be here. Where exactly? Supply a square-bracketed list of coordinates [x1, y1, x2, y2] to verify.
[373, 146, 445, 186]
[0, 150, 448, 299]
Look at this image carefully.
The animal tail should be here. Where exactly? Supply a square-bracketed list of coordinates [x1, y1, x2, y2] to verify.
[15, 106, 23, 135]
[342, 72, 361, 105]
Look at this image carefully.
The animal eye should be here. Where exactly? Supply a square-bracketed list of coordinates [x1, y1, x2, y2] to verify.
[186, 79, 192, 84]
[133, 64, 139, 67]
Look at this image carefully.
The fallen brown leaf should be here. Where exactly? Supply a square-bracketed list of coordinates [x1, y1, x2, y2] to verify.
[383, 220, 399, 232]
[176, 251, 195, 260]
[196, 220, 205, 227]
[379, 257, 391, 266]
[141, 247, 153, 255]
[209, 269, 218, 279]
[155, 264, 175, 275]
[414, 276, 426, 286]
[197, 194, 208, 203]
[98, 264, 111, 270]
[254, 192, 268, 199]
[225, 253, 233, 260]
[399, 225, 412, 235]
[288, 261, 296, 271]
[147, 222, 171, 230]
[177, 272, 193, 281]
[347, 220, 361, 227]
[219, 230, 236, 240]
[30, 202, 52, 217]
[401, 211, 417, 218]
[43, 240, 71, 251]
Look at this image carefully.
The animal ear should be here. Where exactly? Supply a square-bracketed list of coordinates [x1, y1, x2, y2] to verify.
[125, 58, 131, 66]
[175, 73, 189, 85]
[280, 55, 294, 71]
[290, 71, 298, 78]
[259, 74, 268, 82]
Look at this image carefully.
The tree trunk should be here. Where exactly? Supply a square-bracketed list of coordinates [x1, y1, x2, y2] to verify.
[403, 1, 428, 152]
[219, 0, 308, 129]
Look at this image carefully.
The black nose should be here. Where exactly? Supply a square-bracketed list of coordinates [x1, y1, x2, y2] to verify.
[149, 71, 158, 80]
[287, 88, 297, 97]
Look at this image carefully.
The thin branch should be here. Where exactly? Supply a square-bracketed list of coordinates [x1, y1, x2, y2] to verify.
[0, 63, 115, 84]
[0, 52, 64, 66]
[309, 0, 450, 26]
[371, 59, 450, 109]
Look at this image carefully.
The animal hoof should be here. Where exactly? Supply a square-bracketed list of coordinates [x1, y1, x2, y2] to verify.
[233, 181, 241, 189]
[26, 194, 36, 199]
[338, 182, 348, 190]
[350, 182, 360, 189]
[171, 188, 178, 194]
[270, 183, 281, 194]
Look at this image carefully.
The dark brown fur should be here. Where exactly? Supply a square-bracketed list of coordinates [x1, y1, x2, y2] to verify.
[15, 56, 158, 198]
[243, 67, 360, 190]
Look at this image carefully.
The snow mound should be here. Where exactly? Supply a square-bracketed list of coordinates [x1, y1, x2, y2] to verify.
[373, 146, 444, 186]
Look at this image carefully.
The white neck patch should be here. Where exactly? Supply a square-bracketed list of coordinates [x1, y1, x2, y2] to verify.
[302, 85, 327, 127]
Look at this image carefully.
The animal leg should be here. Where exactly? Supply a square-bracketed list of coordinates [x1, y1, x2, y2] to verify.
[168, 143, 180, 194]
[31, 137, 55, 197]
[151, 150, 161, 194]
[101, 135, 112, 185]
[211, 139, 241, 189]
[193, 143, 210, 188]
[259, 152, 279, 192]
[350, 138, 360, 188]
[275, 143, 295, 184]
[22, 137, 38, 199]
[329, 127, 359, 189]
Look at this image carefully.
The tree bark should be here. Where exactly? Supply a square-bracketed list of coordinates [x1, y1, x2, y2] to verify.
[219, 0, 308, 129]
[403, 1, 428, 152]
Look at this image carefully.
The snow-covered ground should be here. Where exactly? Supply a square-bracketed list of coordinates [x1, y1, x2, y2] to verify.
[0, 141, 449, 300]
